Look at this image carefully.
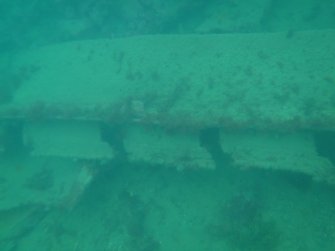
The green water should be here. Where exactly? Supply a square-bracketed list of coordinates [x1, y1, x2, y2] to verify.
[1, 1, 335, 251]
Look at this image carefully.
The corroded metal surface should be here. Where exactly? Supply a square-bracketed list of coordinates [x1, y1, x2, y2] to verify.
[0, 30, 334, 185]
[1, 30, 335, 131]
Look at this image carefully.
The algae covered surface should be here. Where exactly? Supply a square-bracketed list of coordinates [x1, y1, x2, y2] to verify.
[1, 0, 335, 251]
[1, 161, 335, 251]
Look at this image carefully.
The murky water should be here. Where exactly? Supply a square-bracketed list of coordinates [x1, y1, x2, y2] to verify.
[1, 1, 335, 250]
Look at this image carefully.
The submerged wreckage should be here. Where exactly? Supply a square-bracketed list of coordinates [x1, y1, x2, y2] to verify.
[1, 29, 335, 209]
